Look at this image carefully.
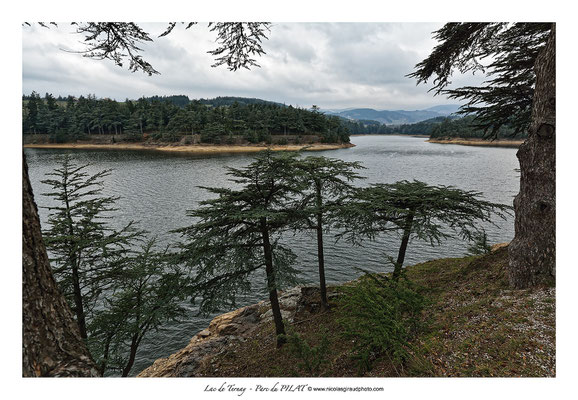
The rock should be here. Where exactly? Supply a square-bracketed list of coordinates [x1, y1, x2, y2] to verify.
[490, 242, 509, 252]
[137, 285, 321, 377]
[260, 309, 293, 323]
[197, 329, 211, 338]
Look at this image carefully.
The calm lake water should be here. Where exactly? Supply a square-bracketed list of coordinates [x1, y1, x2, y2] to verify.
[24, 135, 520, 375]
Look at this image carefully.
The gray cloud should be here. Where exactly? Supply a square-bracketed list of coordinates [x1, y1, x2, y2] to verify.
[22, 23, 488, 110]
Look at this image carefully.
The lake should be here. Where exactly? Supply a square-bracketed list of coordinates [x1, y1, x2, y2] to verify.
[24, 135, 520, 375]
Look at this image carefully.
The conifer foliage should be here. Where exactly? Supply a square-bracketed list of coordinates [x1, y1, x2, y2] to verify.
[25, 22, 271, 75]
[340, 180, 511, 279]
[408, 23, 551, 138]
[294, 156, 365, 308]
[176, 150, 307, 347]
[41, 156, 142, 340]
[41, 156, 187, 376]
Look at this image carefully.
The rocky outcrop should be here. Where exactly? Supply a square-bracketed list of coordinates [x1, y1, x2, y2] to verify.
[138, 286, 327, 377]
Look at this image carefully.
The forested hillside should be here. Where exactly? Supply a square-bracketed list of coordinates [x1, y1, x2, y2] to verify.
[22, 93, 350, 144]
[343, 116, 451, 135]
[343, 114, 526, 139]
[429, 115, 527, 139]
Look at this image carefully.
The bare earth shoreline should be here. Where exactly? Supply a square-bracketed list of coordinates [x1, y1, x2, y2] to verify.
[23, 142, 355, 154]
[427, 138, 524, 148]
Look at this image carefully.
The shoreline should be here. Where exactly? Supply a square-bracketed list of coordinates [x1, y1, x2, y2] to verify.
[23, 142, 355, 154]
[427, 138, 524, 148]
[138, 246, 554, 378]
[350, 134, 429, 138]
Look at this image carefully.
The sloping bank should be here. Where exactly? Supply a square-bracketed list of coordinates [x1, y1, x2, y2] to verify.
[23, 142, 355, 154]
[427, 138, 524, 148]
[137, 246, 555, 377]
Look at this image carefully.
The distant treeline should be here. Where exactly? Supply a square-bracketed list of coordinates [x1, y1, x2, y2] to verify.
[429, 115, 527, 139]
[22, 93, 350, 144]
[342, 116, 451, 136]
[342, 114, 526, 139]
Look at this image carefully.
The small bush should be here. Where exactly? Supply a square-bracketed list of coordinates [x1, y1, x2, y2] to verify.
[337, 274, 426, 373]
[467, 231, 492, 255]
[281, 330, 330, 376]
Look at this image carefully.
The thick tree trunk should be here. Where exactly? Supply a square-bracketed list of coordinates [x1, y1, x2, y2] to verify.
[508, 24, 556, 288]
[22, 154, 98, 377]
[260, 218, 286, 347]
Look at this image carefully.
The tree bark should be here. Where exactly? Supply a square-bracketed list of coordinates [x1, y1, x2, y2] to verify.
[62, 181, 88, 340]
[393, 211, 415, 280]
[316, 220, 328, 309]
[22, 154, 98, 377]
[260, 218, 286, 347]
[508, 24, 556, 288]
[315, 182, 329, 309]
[122, 333, 140, 377]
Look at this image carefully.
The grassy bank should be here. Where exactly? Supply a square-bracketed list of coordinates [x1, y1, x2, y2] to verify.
[23, 142, 354, 154]
[427, 138, 524, 148]
[191, 246, 554, 377]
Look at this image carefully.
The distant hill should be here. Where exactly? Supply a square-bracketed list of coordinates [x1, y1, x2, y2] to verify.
[139, 95, 284, 108]
[423, 104, 461, 115]
[322, 104, 461, 125]
[198, 96, 285, 107]
[341, 116, 454, 136]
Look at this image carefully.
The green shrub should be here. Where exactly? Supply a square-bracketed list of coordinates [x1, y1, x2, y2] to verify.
[281, 329, 330, 376]
[467, 231, 492, 255]
[337, 274, 426, 373]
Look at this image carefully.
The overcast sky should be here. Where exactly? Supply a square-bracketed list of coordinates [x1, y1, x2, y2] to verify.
[22, 22, 488, 111]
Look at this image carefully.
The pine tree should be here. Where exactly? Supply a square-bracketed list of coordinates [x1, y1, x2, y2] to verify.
[294, 156, 365, 308]
[88, 239, 188, 376]
[22, 155, 98, 377]
[409, 23, 556, 288]
[41, 156, 143, 339]
[176, 150, 306, 347]
[41, 156, 189, 376]
[340, 180, 511, 279]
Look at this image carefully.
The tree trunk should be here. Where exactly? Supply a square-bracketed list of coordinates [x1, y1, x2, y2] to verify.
[508, 24, 556, 289]
[122, 333, 140, 377]
[70, 262, 88, 339]
[22, 154, 97, 377]
[260, 218, 286, 347]
[393, 211, 415, 280]
[315, 183, 328, 309]
[62, 178, 88, 339]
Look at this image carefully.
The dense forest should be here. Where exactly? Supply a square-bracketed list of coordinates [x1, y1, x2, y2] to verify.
[22, 93, 350, 144]
[343, 114, 525, 139]
[342, 116, 451, 135]
[22, 92, 526, 145]
[429, 115, 527, 139]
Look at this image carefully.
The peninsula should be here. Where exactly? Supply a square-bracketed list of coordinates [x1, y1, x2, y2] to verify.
[23, 142, 354, 154]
